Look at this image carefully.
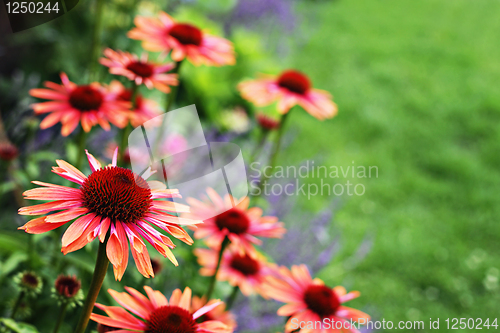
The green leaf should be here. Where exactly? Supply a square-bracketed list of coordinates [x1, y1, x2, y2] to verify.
[0, 318, 39, 333]
[0, 252, 27, 277]
[0, 232, 27, 253]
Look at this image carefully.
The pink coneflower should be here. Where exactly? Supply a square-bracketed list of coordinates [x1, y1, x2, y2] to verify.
[54, 275, 81, 298]
[0, 141, 18, 161]
[185, 188, 286, 255]
[262, 265, 370, 333]
[195, 246, 276, 297]
[128, 12, 235, 67]
[256, 112, 280, 131]
[90, 286, 233, 333]
[191, 296, 237, 331]
[238, 70, 338, 120]
[18, 149, 200, 280]
[108, 80, 162, 127]
[101, 49, 178, 94]
[29, 73, 130, 136]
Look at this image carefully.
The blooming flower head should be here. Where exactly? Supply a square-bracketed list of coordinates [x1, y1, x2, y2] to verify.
[90, 286, 233, 333]
[185, 188, 286, 255]
[262, 265, 370, 333]
[108, 80, 162, 127]
[238, 70, 338, 120]
[101, 49, 178, 94]
[195, 245, 276, 297]
[191, 296, 237, 331]
[29, 73, 130, 136]
[128, 12, 235, 67]
[18, 149, 200, 280]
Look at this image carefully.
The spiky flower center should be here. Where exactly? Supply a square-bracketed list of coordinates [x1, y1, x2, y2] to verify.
[126, 61, 154, 78]
[169, 23, 203, 46]
[21, 272, 40, 288]
[69, 85, 104, 111]
[277, 70, 311, 95]
[229, 253, 260, 276]
[55, 275, 81, 298]
[303, 284, 340, 318]
[80, 167, 152, 223]
[146, 305, 197, 333]
[215, 208, 250, 235]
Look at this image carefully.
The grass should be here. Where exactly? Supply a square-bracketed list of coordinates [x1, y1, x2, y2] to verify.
[275, 0, 500, 328]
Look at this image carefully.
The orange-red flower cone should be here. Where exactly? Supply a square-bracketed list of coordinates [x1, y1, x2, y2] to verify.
[262, 264, 370, 333]
[18, 149, 201, 280]
[128, 12, 235, 67]
[90, 286, 233, 333]
[29, 73, 130, 136]
[238, 70, 338, 120]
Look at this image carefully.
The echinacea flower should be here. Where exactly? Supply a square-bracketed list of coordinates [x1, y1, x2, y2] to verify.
[90, 286, 233, 333]
[54, 275, 81, 299]
[0, 141, 18, 161]
[14, 271, 43, 297]
[195, 245, 276, 297]
[128, 12, 235, 67]
[53, 275, 84, 307]
[29, 73, 130, 136]
[238, 70, 338, 120]
[185, 188, 286, 255]
[256, 112, 280, 131]
[101, 49, 178, 94]
[192, 296, 237, 331]
[262, 264, 370, 333]
[108, 80, 162, 127]
[18, 149, 200, 280]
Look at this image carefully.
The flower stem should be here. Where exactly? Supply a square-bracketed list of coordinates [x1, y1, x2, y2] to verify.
[254, 112, 290, 197]
[53, 301, 68, 333]
[205, 237, 229, 300]
[249, 128, 269, 164]
[74, 238, 109, 333]
[88, 0, 105, 82]
[11, 291, 25, 319]
[164, 61, 183, 113]
[225, 285, 239, 310]
[74, 130, 88, 171]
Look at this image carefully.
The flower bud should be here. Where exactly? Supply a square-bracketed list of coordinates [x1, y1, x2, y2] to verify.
[256, 113, 280, 131]
[54, 275, 81, 298]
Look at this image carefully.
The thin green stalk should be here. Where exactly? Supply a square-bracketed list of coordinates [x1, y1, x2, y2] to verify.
[53, 301, 68, 333]
[88, 0, 106, 82]
[11, 291, 25, 319]
[164, 61, 183, 113]
[254, 112, 290, 197]
[205, 237, 229, 300]
[153, 60, 183, 154]
[74, 130, 88, 171]
[249, 128, 270, 163]
[74, 237, 110, 333]
[225, 285, 239, 310]
[118, 84, 138, 166]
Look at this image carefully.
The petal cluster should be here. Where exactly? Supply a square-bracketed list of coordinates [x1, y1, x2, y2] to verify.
[18, 150, 201, 280]
[29, 73, 129, 136]
[128, 12, 235, 66]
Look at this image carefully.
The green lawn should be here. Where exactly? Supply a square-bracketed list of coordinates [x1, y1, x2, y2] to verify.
[277, 0, 500, 328]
